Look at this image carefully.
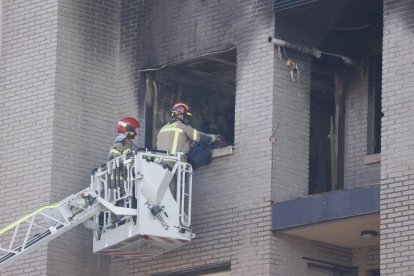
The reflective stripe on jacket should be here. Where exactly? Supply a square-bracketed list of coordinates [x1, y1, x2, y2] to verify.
[156, 120, 201, 154]
[108, 139, 135, 161]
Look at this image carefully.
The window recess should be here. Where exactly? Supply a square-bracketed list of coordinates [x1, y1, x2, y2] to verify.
[367, 55, 382, 155]
[306, 258, 357, 276]
[142, 48, 236, 151]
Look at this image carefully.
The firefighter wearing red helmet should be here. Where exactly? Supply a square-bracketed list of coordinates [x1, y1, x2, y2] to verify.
[157, 102, 217, 158]
[109, 117, 140, 160]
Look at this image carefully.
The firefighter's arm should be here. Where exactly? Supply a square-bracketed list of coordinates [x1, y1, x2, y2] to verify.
[185, 125, 217, 144]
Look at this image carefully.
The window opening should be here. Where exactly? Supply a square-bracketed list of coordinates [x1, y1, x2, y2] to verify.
[306, 258, 357, 276]
[366, 269, 380, 276]
[307, 263, 357, 276]
[143, 49, 236, 150]
[309, 59, 345, 195]
[367, 55, 382, 155]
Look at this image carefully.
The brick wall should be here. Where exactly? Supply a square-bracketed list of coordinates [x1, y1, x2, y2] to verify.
[270, 237, 378, 275]
[269, 13, 382, 276]
[344, 61, 381, 189]
[111, 0, 276, 275]
[381, 1, 414, 275]
[272, 17, 312, 202]
[270, 17, 354, 276]
[0, 1, 58, 274]
[47, 0, 122, 275]
[116, 0, 142, 130]
[0, 0, 389, 274]
[353, 245, 380, 276]
[271, 17, 381, 197]
[0, 0, 126, 274]
[271, 235, 354, 275]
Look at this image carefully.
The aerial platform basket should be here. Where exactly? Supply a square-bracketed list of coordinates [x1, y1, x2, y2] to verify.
[0, 149, 194, 269]
[91, 150, 194, 258]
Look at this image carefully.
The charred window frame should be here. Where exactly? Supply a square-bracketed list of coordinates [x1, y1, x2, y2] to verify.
[367, 55, 382, 155]
[309, 59, 345, 195]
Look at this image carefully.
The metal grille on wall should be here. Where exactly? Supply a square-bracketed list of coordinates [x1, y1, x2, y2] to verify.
[274, 0, 325, 14]
[152, 263, 231, 276]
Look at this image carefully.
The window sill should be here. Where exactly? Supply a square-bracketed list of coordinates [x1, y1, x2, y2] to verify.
[363, 153, 380, 165]
[212, 146, 233, 158]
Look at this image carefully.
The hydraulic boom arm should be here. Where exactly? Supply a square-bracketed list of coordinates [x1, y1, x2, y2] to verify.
[0, 189, 122, 268]
[0, 150, 194, 270]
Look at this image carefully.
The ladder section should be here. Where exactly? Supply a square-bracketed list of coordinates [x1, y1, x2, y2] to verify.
[0, 189, 101, 268]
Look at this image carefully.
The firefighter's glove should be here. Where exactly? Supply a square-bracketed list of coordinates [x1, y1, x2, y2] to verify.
[209, 134, 218, 143]
[213, 135, 229, 148]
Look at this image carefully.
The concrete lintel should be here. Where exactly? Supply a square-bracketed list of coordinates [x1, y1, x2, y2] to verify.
[272, 185, 380, 231]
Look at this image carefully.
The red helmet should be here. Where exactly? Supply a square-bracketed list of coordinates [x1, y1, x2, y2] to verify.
[117, 117, 140, 135]
[171, 102, 192, 117]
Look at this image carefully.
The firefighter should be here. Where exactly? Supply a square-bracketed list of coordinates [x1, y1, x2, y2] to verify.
[151, 103, 217, 216]
[108, 117, 140, 160]
[157, 102, 218, 159]
[107, 117, 140, 225]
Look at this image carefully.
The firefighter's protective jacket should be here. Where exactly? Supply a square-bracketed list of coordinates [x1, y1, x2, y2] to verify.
[108, 134, 136, 160]
[157, 119, 215, 155]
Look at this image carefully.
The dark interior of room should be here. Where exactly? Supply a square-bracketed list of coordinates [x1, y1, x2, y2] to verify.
[144, 49, 237, 149]
[277, 0, 383, 194]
